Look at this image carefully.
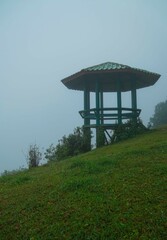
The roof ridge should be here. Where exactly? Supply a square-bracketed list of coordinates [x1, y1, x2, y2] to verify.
[83, 61, 130, 71]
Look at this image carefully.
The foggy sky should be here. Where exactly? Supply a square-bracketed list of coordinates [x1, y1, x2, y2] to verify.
[0, 0, 167, 173]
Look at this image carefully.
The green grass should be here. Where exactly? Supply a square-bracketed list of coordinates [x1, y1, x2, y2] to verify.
[0, 127, 167, 239]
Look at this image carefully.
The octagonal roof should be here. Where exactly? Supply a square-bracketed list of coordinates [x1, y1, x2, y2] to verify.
[61, 62, 161, 92]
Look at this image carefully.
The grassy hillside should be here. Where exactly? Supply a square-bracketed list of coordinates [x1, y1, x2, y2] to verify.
[0, 127, 167, 240]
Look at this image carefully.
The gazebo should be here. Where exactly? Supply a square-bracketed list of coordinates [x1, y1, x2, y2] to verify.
[61, 62, 160, 146]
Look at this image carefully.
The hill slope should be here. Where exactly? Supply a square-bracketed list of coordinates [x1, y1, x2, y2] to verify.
[0, 127, 167, 240]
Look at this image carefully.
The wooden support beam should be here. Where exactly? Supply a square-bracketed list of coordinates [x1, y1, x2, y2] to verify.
[100, 88, 104, 124]
[117, 80, 122, 124]
[131, 80, 137, 121]
[84, 85, 90, 126]
[95, 80, 100, 126]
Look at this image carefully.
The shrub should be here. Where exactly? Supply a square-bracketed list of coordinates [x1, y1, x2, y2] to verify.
[45, 126, 92, 162]
[27, 144, 42, 168]
[44, 144, 56, 162]
[149, 99, 167, 128]
[111, 118, 147, 143]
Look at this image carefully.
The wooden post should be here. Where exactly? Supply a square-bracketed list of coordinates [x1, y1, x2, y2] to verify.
[100, 87, 104, 124]
[95, 80, 100, 126]
[131, 80, 137, 121]
[83, 84, 91, 150]
[84, 85, 90, 126]
[117, 79, 122, 124]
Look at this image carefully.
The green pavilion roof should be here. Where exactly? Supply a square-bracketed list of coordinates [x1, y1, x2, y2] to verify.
[61, 62, 161, 92]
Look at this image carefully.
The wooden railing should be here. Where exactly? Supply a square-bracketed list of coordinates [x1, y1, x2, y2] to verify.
[79, 108, 141, 121]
